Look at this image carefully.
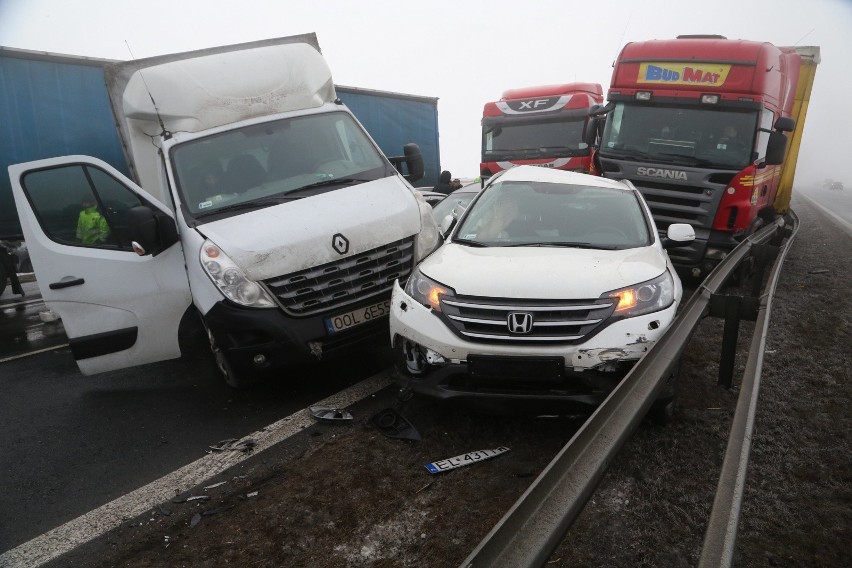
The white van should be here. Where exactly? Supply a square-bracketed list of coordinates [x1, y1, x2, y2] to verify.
[8, 35, 439, 386]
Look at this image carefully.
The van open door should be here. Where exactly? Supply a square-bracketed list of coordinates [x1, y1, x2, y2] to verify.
[8, 156, 192, 375]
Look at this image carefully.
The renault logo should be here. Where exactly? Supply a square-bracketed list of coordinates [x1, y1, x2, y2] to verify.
[507, 312, 534, 334]
[332, 233, 349, 255]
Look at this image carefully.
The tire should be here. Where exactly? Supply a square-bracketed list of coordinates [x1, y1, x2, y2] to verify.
[0, 262, 7, 297]
[646, 359, 681, 426]
[203, 322, 252, 389]
[19, 259, 33, 273]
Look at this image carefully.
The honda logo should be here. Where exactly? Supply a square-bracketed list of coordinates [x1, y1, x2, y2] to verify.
[332, 233, 349, 255]
[507, 312, 534, 334]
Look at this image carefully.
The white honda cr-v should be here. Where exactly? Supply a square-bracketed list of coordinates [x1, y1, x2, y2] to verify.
[389, 165, 695, 418]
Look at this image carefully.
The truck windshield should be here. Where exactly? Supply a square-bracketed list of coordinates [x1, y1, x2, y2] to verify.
[171, 111, 391, 220]
[599, 103, 758, 169]
[455, 180, 650, 249]
[482, 119, 588, 161]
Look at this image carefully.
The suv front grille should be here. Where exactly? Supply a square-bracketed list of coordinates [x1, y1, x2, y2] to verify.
[440, 295, 616, 344]
[263, 237, 414, 316]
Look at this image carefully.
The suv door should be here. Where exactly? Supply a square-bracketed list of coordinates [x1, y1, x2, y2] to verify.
[9, 156, 192, 375]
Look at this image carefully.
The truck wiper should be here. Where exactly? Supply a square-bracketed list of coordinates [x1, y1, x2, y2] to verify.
[452, 238, 489, 247]
[598, 148, 652, 162]
[658, 153, 714, 167]
[504, 241, 620, 250]
[286, 177, 370, 195]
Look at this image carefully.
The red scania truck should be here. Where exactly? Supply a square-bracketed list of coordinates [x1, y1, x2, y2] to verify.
[480, 83, 603, 178]
[589, 35, 818, 277]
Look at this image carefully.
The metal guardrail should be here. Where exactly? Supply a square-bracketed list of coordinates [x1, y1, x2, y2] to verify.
[461, 214, 796, 568]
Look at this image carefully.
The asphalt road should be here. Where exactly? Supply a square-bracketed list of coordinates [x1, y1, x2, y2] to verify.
[0, 288, 393, 553]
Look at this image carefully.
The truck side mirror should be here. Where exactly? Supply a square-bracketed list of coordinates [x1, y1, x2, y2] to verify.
[583, 116, 601, 148]
[127, 205, 178, 256]
[765, 131, 788, 165]
[774, 116, 795, 132]
[388, 143, 425, 183]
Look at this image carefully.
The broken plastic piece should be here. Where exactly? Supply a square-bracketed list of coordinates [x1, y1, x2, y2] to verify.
[190, 513, 202, 528]
[208, 436, 256, 453]
[202, 504, 235, 517]
[370, 408, 421, 441]
[309, 406, 354, 422]
[203, 481, 228, 490]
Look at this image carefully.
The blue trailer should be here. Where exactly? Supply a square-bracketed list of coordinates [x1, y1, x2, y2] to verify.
[0, 46, 441, 241]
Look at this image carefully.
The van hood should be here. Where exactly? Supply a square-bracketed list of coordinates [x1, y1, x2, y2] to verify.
[418, 243, 667, 299]
[197, 177, 419, 281]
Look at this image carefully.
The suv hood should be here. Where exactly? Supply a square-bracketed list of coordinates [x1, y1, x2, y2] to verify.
[197, 177, 419, 281]
[419, 243, 667, 299]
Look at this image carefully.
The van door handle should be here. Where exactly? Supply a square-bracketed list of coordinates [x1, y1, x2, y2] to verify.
[49, 277, 85, 290]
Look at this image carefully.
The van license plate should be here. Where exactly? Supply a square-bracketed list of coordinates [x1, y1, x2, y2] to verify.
[324, 299, 391, 334]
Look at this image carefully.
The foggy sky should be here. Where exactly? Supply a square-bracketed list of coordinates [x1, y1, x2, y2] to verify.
[1, 0, 849, 187]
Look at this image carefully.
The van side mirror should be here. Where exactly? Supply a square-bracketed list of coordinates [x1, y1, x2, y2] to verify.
[765, 131, 788, 165]
[388, 143, 425, 183]
[662, 223, 695, 249]
[127, 206, 178, 256]
[439, 214, 455, 236]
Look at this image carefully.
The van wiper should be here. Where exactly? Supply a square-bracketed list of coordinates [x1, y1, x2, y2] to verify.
[286, 177, 370, 195]
[453, 238, 489, 247]
[504, 241, 620, 250]
[195, 195, 295, 218]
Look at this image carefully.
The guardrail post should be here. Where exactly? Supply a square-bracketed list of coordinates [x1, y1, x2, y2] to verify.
[709, 294, 759, 388]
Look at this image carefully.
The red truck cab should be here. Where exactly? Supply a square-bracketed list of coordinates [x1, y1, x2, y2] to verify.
[594, 35, 810, 277]
[481, 83, 603, 178]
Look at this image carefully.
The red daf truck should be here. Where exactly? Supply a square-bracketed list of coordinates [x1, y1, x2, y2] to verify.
[480, 83, 603, 178]
[588, 35, 818, 277]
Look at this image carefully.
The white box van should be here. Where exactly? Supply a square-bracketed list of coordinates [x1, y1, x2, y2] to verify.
[8, 34, 439, 386]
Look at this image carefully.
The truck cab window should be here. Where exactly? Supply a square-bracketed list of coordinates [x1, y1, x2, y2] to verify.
[21, 164, 145, 251]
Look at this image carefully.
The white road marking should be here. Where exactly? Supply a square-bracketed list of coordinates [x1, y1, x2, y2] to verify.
[0, 369, 395, 568]
[797, 193, 852, 236]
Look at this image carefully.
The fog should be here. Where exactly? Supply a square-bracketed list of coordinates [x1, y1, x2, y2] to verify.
[1, 0, 849, 186]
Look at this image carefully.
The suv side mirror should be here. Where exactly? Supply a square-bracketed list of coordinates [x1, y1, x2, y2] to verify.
[127, 206, 178, 256]
[662, 223, 695, 249]
[388, 143, 425, 183]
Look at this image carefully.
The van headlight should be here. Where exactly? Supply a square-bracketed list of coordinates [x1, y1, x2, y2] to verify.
[413, 193, 442, 262]
[404, 268, 454, 312]
[200, 240, 275, 308]
[604, 271, 674, 317]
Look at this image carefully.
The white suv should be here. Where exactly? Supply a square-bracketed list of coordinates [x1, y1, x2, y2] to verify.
[389, 165, 694, 416]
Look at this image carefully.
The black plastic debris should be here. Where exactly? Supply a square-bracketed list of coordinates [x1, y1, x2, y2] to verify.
[208, 436, 256, 453]
[202, 504, 235, 517]
[157, 504, 172, 516]
[309, 406, 354, 422]
[190, 513, 202, 528]
[370, 408, 421, 441]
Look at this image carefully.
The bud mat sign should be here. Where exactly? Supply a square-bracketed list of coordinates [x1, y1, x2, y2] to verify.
[637, 62, 731, 86]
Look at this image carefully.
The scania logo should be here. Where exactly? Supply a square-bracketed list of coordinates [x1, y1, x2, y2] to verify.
[332, 233, 349, 255]
[507, 312, 534, 334]
[637, 167, 688, 180]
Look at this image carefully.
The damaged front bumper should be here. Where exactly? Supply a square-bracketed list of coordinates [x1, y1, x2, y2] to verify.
[389, 280, 677, 413]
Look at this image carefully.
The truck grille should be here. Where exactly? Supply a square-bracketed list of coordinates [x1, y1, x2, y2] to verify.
[263, 237, 414, 316]
[440, 296, 616, 344]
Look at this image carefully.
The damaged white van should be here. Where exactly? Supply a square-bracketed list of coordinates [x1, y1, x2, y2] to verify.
[8, 35, 439, 387]
[390, 165, 694, 417]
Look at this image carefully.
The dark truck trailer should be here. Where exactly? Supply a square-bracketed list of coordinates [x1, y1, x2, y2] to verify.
[0, 46, 441, 241]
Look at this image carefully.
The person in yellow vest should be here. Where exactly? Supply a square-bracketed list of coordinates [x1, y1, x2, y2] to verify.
[76, 199, 110, 245]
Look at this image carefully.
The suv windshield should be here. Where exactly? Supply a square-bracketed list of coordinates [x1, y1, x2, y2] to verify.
[599, 103, 758, 169]
[455, 179, 651, 249]
[171, 111, 391, 221]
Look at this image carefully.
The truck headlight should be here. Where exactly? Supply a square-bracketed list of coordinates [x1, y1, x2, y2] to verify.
[605, 271, 674, 318]
[200, 240, 275, 308]
[404, 268, 454, 312]
[413, 192, 442, 262]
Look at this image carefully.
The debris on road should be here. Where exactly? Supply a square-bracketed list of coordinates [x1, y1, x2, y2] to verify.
[309, 406, 354, 422]
[156, 504, 172, 516]
[190, 513, 202, 529]
[208, 436, 256, 453]
[203, 481, 228, 490]
[425, 447, 510, 474]
[370, 408, 421, 441]
[246, 491, 259, 498]
[172, 494, 211, 504]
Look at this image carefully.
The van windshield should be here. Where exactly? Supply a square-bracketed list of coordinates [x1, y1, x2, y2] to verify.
[171, 111, 392, 221]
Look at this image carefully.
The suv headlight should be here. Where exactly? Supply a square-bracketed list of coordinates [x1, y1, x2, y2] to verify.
[413, 192, 442, 262]
[404, 268, 454, 312]
[604, 271, 674, 318]
[200, 240, 275, 308]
